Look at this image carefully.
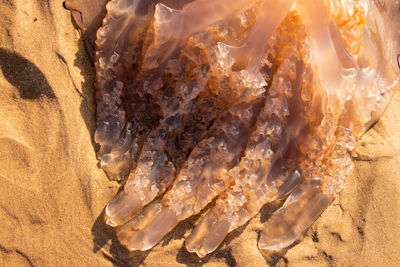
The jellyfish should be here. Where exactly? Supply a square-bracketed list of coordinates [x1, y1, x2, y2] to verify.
[65, 0, 399, 257]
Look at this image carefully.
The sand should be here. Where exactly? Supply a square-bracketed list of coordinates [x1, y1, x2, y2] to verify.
[0, 1, 399, 266]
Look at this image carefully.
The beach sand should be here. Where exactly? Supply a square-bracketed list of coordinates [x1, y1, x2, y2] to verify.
[0, 1, 399, 266]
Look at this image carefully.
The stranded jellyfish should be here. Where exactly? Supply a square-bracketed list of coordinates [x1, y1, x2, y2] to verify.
[65, 0, 399, 257]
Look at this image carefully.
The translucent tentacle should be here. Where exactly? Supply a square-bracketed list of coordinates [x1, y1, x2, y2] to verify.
[117, 201, 179, 251]
[95, 0, 199, 181]
[117, 99, 263, 251]
[219, 0, 295, 74]
[257, 1, 399, 244]
[293, 0, 360, 194]
[185, 14, 307, 257]
[105, 63, 211, 226]
[94, 0, 147, 180]
[258, 178, 332, 251]
[338, 0, 400, 135]
[296, 0, 358, 99]
[258, 124, 356, 251]
[255, 2, 374, 252]
[142, 0, 261, 69]
[104, 17, 256, 226]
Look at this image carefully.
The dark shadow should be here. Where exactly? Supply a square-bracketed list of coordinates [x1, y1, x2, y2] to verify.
[0, 48, 56, 100]
[73, 33, 98, 150]
[176, 245, 237, 267]
[91, 209, 151, 267]
[161, 211, 202, 248]
[175, 206, 248, 267]
[257, 199, 297, 267]
[160, 199, 219, 249]
[259, 199, 284, 223]
[260, 246, 290, 267]
[65, 12, 98, 152]
[258, 203, 315, 267]
[257, 199, 291, 266]
[257, 227, 300, 267]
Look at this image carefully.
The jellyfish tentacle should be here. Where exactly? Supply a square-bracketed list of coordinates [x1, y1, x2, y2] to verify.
[104, 13, 263, 226]
[258, 178, 333, 251]
[219, 0, 295, 75]
[143, 0, 262, 69]
[297, 0, 358, 103]
[94, 0, 196, 181]
[117, 201, 179, 251]
[94, 0, 151, 180]
[116, 99, 264, 251]
[256, 1, 371, 252]
[105, 59, 212, 226]
[185, 13, 308, 257]
[259, 123, 357, 251]
[338, 0, 400, 135]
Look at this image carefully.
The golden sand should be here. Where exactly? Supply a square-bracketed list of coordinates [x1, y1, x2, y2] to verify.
[0, 1, 399, 266]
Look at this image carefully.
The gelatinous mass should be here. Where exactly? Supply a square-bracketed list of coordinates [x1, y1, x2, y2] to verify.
[65, 0, 399, 258]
